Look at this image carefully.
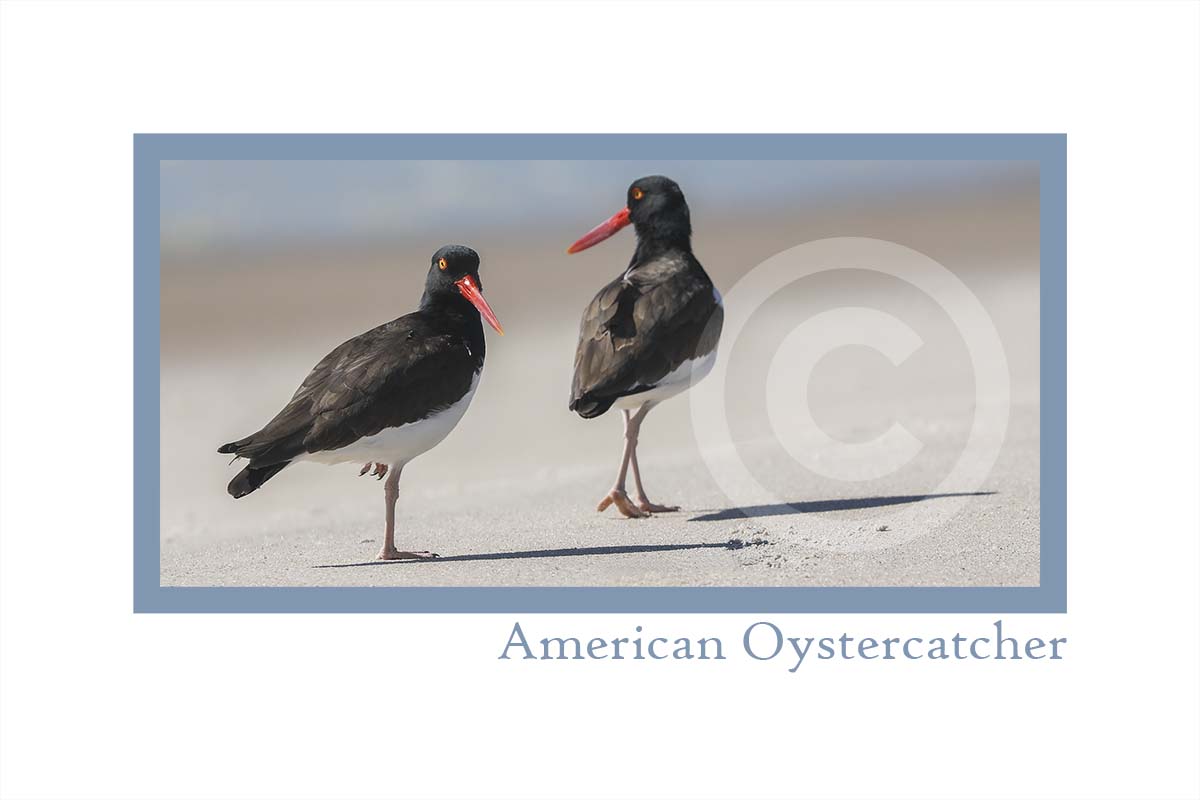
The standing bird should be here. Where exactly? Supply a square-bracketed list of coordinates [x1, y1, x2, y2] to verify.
[567, 176, 724, 518]
[218, 245, 503, 560]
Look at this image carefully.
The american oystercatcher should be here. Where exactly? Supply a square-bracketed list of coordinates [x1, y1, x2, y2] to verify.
[217, 245, 503, 560]
[567, 176, 724, 518]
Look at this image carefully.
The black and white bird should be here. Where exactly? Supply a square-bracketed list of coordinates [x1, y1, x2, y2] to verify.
[568, 176, 724, 518]
[218, 245, 503, 560]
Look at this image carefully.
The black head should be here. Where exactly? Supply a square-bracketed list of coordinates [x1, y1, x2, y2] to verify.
[427, 244, 480, 288]
[422, 245, 503, 334]
[567, 174, 692, 256]
[626, 175, 690, 236]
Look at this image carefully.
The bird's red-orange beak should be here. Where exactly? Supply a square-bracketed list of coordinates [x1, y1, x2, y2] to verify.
[455, 274, 504, 335]
[567, 207, 631, 254]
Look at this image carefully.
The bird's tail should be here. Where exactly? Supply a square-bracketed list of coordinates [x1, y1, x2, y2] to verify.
[218, 436, 251, 455]
[226, 461, 290, 499]
[569, 394, 616, 419]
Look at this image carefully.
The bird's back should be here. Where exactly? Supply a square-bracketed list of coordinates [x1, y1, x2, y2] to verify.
[570, 252, 722, 418]
[221, 308, 484, 467]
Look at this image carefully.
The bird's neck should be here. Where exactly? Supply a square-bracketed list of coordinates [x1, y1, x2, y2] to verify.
[419, 290, 486, 359]
[632, 215, 692, 265]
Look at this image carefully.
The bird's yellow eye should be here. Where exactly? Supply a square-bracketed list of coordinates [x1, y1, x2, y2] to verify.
[631, 187, 644, 200]
[438, 258, 448, 270]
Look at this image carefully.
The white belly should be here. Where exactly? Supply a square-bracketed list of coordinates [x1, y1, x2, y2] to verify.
[614, 347, 717, 409]
[300, 372, 480, 467]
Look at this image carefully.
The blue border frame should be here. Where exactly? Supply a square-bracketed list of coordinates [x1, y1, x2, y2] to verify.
[135, 134, 1066, 613]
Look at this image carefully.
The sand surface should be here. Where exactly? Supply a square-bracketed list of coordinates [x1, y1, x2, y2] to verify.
[160, 188, 1040, 587]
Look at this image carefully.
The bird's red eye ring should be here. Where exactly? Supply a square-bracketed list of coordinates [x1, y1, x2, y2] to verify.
[631, 187, 644, 200]
[438, 258, 448, 270]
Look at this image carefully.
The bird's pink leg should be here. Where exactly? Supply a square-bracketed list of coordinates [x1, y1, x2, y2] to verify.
[376, 463, 439, 561]
[628, 401, 679, 513]
[597, 408, 649, 518]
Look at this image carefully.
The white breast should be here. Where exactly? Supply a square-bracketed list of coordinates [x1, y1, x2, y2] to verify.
[299, 371, 480, 467]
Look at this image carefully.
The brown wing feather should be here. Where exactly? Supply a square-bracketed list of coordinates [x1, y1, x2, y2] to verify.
[222, 315, 480, 466]
[570, 257, 721, 417]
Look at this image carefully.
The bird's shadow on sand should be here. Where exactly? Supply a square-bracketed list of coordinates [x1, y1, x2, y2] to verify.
[314, 540, 758, 569]
[313, 491, 995, 569]
[688, 491, 996, 522]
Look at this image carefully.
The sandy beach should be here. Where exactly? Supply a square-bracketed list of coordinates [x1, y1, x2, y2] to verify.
[160, 182, 1040, 587]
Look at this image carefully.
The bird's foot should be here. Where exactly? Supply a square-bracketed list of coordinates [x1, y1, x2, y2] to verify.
[359, 462, 388, 480]
[597, 489, 649, 518]
[376, 547, 439, 561]
[636, 498, 680, 514]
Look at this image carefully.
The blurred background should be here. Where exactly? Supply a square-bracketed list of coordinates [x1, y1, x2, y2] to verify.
[161, 160, 1037, 253]
[161, 160, 1039, 587]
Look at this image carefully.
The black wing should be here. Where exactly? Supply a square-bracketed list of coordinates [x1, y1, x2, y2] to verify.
[220, 314, 479, 467]
[569, 258, 722, 418]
